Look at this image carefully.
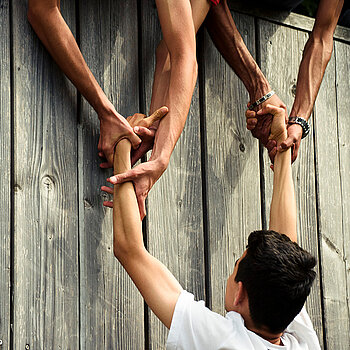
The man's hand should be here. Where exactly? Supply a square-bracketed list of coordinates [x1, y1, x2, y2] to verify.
[98, 109, 142, 168]
[280, 124, 303, 163]
[103, 106, 169, 219]
[246, 93, 287, 163]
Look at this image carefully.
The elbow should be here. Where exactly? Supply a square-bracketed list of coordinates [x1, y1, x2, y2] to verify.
[309, 31, 334, 62]
[113, 238, 144, 263]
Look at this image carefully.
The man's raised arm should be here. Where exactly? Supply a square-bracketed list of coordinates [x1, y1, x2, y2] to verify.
[282, 0, 344, 161]
[247, 105, 297, 242]
[112, 112, 182, 328]
[27, 0, 140, 165]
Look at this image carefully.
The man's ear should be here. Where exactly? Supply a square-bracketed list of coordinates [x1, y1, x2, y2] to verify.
[233, 281, 247, 306]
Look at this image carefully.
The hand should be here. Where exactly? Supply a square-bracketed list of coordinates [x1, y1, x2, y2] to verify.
[246, 104, 287, 168]
[107, 158, 167, 220]
[246, 94, 287, 162]
[279, 123, 303, 163]
[98, 108, 141, 168]
[103, 106, 169, 219]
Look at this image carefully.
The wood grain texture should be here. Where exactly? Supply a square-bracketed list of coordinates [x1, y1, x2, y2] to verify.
[78, 1, 144, 349]
[313, 45, 350, 349]
[335, 42, 350, 347]
[12, 1, 79, 349]
[0, 1, 11, 348]
[203, 12, 261, 315]
[140, 1, 205, 349]
[258, 21, 324, 346]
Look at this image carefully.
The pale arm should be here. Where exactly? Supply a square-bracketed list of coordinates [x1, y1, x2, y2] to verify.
[247, 105, 297, 242]
[113, 139, 182, 329]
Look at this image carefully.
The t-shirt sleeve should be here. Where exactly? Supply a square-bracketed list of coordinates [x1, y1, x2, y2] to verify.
[285, 307, 321, 349]
[166, 290, 232, 350]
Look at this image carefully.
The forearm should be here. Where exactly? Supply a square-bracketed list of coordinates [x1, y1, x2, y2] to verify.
[269, 133, 297, 242]
[205, 0, 270, 100]
[290, 33, 333, 120]
[113, 140, 144, 256]
[151, 55, 197, 165]
[113, 140, 182, 329]
[27, 3, 112, 116]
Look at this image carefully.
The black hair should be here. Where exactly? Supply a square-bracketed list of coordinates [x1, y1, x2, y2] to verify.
[235, 230, 316, 334]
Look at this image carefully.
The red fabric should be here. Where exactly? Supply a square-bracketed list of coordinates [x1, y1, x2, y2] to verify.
[209, 0, 220, 5]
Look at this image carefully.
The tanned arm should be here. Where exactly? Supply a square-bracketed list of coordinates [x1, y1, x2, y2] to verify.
[27, 0, 140, 165]
[278, 0, 344, 161]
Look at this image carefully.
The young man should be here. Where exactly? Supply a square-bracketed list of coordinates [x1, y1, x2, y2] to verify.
[107, 104, 320, 349]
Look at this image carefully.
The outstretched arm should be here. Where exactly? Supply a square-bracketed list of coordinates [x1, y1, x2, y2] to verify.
[113, 140, 182, 329]
[205, 0, 286, 153]
[27, 0, 140, 164]
[280, 0, 344, 161]
[247, 105, 297, 242]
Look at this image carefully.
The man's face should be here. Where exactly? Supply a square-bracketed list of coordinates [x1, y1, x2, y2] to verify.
[225, 250, 247, 312]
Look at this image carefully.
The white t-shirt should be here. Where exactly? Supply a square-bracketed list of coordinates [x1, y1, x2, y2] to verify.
[167, 290, 321, 350]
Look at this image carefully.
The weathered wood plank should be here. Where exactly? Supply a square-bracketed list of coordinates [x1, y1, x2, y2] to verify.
[203, 12, 261, 315]
[12, 1, 79, 349]
[313, 43, 350, 349]
[79, 1, 144, 348]
[228, 0, 350, 43]
[0, 0, 11, 348]
[258, 21, 324, 346]
[140, 2, 206, 348]
[335, 42, 350, 346]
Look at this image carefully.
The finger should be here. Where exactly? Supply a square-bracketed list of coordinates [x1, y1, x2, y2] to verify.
[246, 118, 257, 130]
[278, 136, 295, 152]
[103, 201, 114, 208]
[257, 104, 284, 117]
[291, 143, 300, 163]
[128, 132, 142, 150]
[270, 164, 274, 172]
[131, 145, 151, 166]
[266, 139, 277, 152]
[101, 185, 114, 194]
[245, 110, 256, 119]
[137, 196, 146, 221]
[142, 106, 169, 127]
[268, 147, 277, 163]
[108, 168, 139, 184]
[98, 151, 104, 158]
[134, 126, 155, 138]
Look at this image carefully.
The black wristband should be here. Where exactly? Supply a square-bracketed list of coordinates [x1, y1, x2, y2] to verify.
[288, 116, 310, 139]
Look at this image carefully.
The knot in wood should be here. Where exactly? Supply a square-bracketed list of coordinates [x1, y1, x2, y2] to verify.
[0, 339, 2, 346]
[42, 175, 54, 190]
[291, 80, 297, 97]
[239, 143, 245, 152]
[13, 184, 22, 192]
[25, 345, 30, 350]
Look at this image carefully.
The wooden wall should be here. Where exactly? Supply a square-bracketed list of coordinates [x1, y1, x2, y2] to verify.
[0, 0, 350, 349]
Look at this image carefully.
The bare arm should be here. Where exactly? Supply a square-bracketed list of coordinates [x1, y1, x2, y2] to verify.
[27, 0, 140, 164]
[280, 0, 344, 160]
[205, 0, 286, 152]
[113, 136, 182, 329]
[247, 105, 297, 242]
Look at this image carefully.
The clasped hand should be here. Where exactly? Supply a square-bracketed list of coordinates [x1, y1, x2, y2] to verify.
[101, 107, 169, 220]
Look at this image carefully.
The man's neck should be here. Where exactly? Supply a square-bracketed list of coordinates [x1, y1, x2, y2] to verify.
[241, 312, 283, 345]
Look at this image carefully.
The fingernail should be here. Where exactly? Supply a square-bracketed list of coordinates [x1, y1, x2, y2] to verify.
[134, 127, 139, 132]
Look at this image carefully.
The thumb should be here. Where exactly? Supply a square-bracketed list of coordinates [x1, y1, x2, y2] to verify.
[134, 126, 155, 138]
[108, 168, 138, 184]
[142, 106, 168, 127]
[128, 132, 142, 150]
[278, 136, 295, 152]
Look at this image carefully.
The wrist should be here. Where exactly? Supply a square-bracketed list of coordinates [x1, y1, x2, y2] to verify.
[275, 130, 288, 147]
[96, 98, 118, 120]
[248, 77, 271, 102]
[114, 139, 132, 174]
